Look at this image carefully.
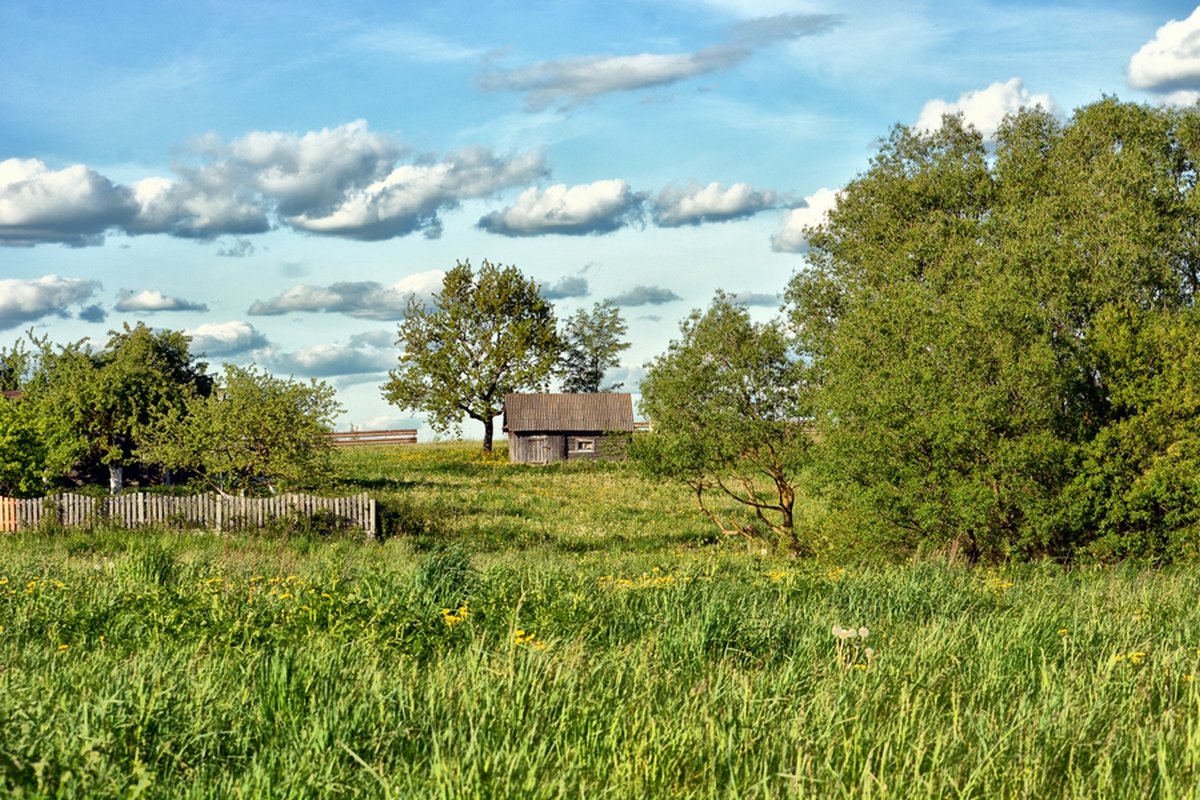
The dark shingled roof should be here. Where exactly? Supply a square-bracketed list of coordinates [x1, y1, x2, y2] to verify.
[503, 393, 635, 433]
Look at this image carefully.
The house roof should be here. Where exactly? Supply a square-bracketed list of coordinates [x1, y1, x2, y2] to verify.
[503, 393, 635, 433]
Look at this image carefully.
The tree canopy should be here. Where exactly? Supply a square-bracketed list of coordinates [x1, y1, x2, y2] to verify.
[558, 301, 630, 393]
[141, 365, 340, 496]
[632, 293, 811, 551]
[784, 99, 1200, 561]
[382, 259, 561, 452]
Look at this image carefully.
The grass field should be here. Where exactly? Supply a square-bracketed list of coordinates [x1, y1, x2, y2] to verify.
[2, 444, 1199, 798]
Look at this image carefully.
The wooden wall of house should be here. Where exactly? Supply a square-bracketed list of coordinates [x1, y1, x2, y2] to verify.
[508, 431, 630, 463]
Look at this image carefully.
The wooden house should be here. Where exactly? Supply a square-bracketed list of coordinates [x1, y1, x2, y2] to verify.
[503, 393, 635, 464]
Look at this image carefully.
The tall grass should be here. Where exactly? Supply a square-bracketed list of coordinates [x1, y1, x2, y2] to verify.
[0, 445, 1198, 797]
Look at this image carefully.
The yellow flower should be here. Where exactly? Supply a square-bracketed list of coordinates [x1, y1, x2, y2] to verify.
[57, 644, 69, 652]
[1129, 650, 1146, 665]
[1184, 674, 1194, 683]
[1057, 628, 1069, 637]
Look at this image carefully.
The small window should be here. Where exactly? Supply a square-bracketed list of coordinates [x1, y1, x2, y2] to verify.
[575, 438, 596, 452]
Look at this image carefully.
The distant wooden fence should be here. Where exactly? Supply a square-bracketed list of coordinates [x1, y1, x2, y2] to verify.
[0, 492, 376, 536]
[326, 429, 417, 446]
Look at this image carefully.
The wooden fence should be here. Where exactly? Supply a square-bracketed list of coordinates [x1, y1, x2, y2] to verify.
[0, 492, 376, 536]
[326, 429, 417, 446]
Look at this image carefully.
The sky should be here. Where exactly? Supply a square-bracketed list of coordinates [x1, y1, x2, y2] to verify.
[2, 0, 1200, 437]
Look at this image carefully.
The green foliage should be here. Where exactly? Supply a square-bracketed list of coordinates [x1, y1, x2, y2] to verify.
[788, 100, 1200, 561]
[27, 323, 211, 491]
[0, 395, 45, 496]
[633, 293, 811, 550]
[558, 300, 630, 392]
[382, 259, 561, 451]
[141, 364, 340, 496]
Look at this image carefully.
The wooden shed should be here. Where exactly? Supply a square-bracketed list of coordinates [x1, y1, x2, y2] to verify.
[503, 393, 635, 464]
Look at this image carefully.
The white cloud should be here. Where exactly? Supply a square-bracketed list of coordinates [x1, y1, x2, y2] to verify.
[350, 25, 485, 63]
[477, 180, 643, 236]
[129, 170, 270, 239]
[0, 158, 135, 246]
[1129, 7, 1200, 100]
[607, 285, 681, 306]
[652, 181, 781, 227]
[287, 147, 547, 240]
[185, 321, 269, 357]
[915, 78, 1059, 142]
[771, 187, 840, 254]
[0, 275, 100, 329]
[247, 271, 445, 319]
[480, 13, 839, 109]
[115, 289, 208, 313]
[261, 340, 395, 378]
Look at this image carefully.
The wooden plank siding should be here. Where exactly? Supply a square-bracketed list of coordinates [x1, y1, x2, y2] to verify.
[0, 492, 376, 536]
[503, 393, 636, 464]
[326, 429, 417, 446]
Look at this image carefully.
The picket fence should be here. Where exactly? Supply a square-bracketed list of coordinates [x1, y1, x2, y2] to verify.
[0, 492, 376, 536]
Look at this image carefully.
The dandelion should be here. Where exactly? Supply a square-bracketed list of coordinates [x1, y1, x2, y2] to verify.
[1184, 674, 1195, 683]
[57, 644, 69, 652]
[441, 604, 469, 628]
[1057, 628, 1069, 637]
[1129, 650, 1147, 665]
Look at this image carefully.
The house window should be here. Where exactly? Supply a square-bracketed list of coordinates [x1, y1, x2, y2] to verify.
[575, 438, 595, 452]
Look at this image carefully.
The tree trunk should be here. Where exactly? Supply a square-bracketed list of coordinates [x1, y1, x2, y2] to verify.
[482, 416, 494, 452]
[108, 464, 123, 495]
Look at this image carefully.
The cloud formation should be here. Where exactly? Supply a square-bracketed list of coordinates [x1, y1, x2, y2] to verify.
[216, 238, 256, 258]
[915, 78, 1058, 142]
[289, 147, 546, 240]
[259, 332, 396, 378]
[652, 181, 782, 227]
[607, 285, 681, 306]
[478, 180, 643, 236]
[115, 289, 209, 313]
[541, 275, 590, 299]
[480, 13, 840, 109]
[0, 159, 136, 247]
[1128, 8, 1200, 101]
[2, 122, 546, 246]
[771, 187, 840, 254]
[247, 271, 445, 320]
[185, 321, 269, 357]
[0, 275, 100, 330]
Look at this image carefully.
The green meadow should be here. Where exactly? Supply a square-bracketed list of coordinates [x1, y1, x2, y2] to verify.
[2, 444, 1199, 798]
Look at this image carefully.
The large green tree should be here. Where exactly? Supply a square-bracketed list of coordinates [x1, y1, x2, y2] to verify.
[558, 301, 630, 393]
[32, 323, 212, 494]
[382, 259, 561, 452]
[141, 365, 340, 495]
[788, 99, 1200, 560]
[632, 293, 811, 551]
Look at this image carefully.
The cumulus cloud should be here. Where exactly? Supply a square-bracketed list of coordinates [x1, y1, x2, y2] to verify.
[287, 147, 547, 240]
[607, 285, 681, 306]
[78, 304, 108, 324]
[652, 181, 782, 227]
[260, 337, 396, 378]
[771, 187, 841, 254]
[541, 275, 591, 299]
[5, 121, 548, 246]
[115, 289, 209, 313]
[0, 159, 136, 247]
[480, 12, 839, 109]
[915, 78, 1059, 142]
[1129, 8, 1200, 101]
[247, 271, 445, 320]
[478, 180, 643, 236]
[185, 321, 269, 357]
[0, 275, 100, 330]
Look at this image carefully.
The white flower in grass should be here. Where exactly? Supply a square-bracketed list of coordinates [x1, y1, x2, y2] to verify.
[858, 626, 869, 639]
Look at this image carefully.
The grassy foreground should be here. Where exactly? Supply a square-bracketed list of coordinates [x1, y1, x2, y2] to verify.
[1, 445, 1199, 798]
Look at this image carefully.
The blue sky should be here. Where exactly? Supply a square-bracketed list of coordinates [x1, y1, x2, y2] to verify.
[2, 0, 1198, 436]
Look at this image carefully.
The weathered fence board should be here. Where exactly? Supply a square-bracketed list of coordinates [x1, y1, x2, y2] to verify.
[326, 429, 417, 446]
[0, 492, 375, 536]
